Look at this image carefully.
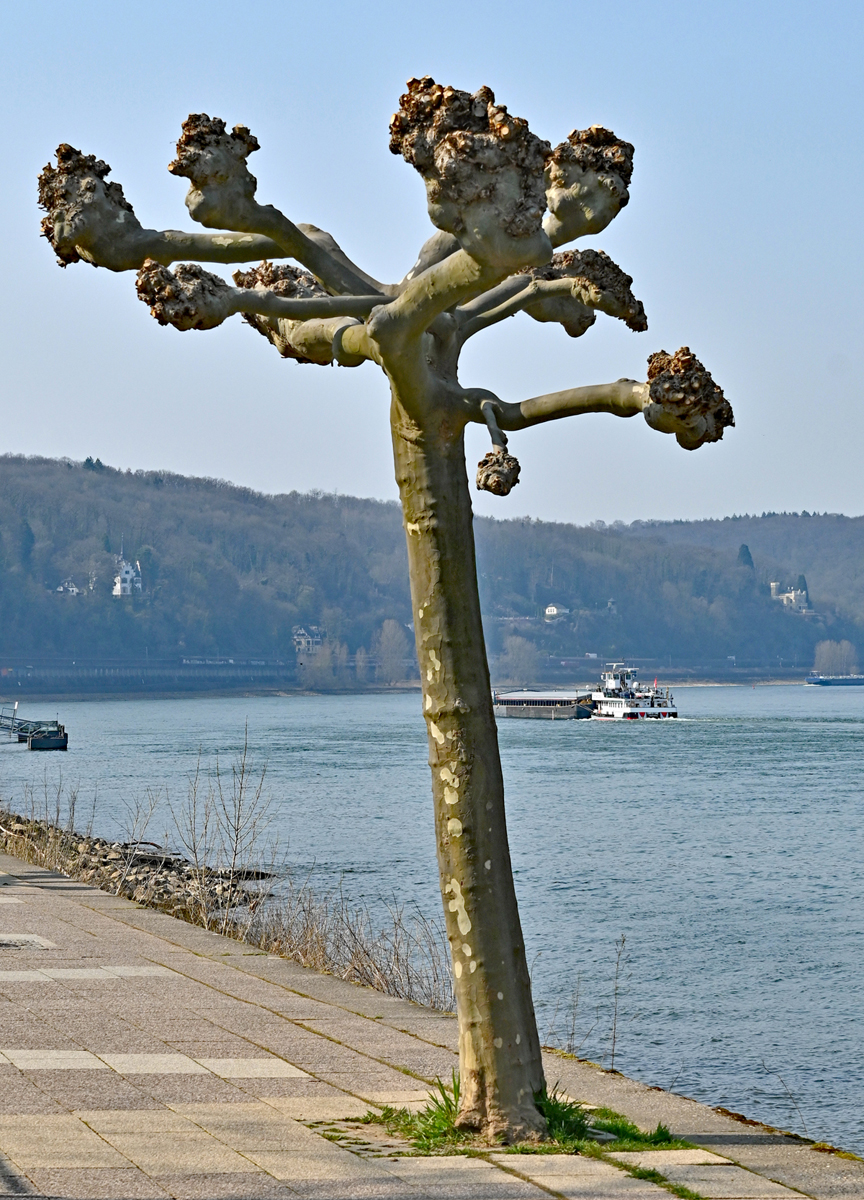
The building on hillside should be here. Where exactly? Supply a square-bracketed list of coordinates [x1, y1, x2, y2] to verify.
[544, 604, 570, 621]
[292, 625, 324, 655]
[770, 582, 814, 614]
[112, 556, 142, 597]
[607, 598, 618, 616]
[56, 578, 80, 596]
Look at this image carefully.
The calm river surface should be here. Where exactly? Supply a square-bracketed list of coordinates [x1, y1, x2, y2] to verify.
[1, 685, 862, 1152]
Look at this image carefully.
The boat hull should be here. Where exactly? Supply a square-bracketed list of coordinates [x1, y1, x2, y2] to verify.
[28, 733, 68, 750]
[805, 675, 864, 686]
[593, 710, 677, 720]
[493, 703, 591, 720]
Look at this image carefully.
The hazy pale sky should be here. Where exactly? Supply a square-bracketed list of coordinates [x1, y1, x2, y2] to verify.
[3, 0, 862, 523]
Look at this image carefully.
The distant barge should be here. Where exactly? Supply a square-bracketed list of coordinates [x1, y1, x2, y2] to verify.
[493, 690, 593, 720]
[805, 674, 864, 686]
[493, 665, 678, 721]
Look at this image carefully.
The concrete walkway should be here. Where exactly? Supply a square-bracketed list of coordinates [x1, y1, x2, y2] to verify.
[0, 855, 861, 1200]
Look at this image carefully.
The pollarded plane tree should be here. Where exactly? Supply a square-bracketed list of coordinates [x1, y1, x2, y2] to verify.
[39, 78, 733, 1140]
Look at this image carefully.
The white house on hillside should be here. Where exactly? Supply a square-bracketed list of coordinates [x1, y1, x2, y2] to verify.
[292, 625, 323, 655]
[544, 604, 569, 621]
[770, 582, 812, 614]
[113, 556, 142, 597]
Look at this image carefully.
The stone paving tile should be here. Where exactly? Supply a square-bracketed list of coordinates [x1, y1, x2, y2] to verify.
[173, 1104, 323, 1154]
[228, 1078, 352, 1102]
[14, 1070, 158, 1112]
[98, 1053, 209, 1075]
[150, 1174, 298, 1199]
[488, 1154, 668, 1198]
[99, 1131, 259, 1175]
[0, 1069, 67, 1115]
[644, 1163, 800, 1197]
[1, 1051, 107, 1071]
[362, 1089, 434, 1110]
[119, 1075, 254, 1106]
[0, 1114, 130, 1170]
[264, 1096, 372, 1121]
[381, 1155, 550, 1198]
[243, 1150, 421, 1191]
[610, 1148, 732, 1167]
[310, 1070, 428, 1097]
[76, 1109, 200, 1134]
[23, 1167, 172, 1198]
[0, 1016, 76, 1048]
[489, 1153, 619, 1176]
[199, 1058, 309, 1079]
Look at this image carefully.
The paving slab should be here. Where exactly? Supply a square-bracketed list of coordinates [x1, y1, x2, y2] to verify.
[1, 852, 862, 1200]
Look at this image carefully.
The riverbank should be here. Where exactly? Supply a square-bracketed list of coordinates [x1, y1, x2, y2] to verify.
[2, 687, 861, 1153]
[0, 678, 811, 704]
[0, 851, 861, 1199]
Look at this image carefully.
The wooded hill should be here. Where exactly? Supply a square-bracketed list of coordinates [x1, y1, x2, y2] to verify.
[0, 455, 859, 672]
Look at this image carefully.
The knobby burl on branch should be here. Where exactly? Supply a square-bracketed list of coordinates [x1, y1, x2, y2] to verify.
[38, 78, 733, 490]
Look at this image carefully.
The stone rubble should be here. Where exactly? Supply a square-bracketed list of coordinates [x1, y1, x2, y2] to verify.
[0, 812, 259, 918]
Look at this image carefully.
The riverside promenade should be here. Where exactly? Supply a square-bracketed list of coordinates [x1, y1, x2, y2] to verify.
[0, 855, 861, 1200]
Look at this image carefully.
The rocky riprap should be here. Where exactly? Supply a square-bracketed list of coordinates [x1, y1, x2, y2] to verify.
[0, 812, 261, 919]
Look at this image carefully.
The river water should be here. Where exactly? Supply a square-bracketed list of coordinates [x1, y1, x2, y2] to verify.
[1, 685, 861, 1153]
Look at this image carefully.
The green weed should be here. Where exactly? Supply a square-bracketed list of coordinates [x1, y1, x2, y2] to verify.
[369, 1072, 473, 1154]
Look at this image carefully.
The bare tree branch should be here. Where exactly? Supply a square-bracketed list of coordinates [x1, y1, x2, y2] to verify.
[169, 115, 379, 297]
[543, 127, 634, 247]
[135, 260, 377, 365]
[297, 224, 389, 294]
[136, 260, 389, 331]
[38, 145, 285, 272]
[479, 347, 733, 450]
[374, 79, 558, 342]
[458, 249, 646, 342]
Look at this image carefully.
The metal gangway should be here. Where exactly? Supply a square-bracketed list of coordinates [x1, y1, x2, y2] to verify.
[0, 702, 64, 742]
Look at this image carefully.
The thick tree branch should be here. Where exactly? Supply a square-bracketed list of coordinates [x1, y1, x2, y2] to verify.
[474, 347, 734, 451]
[297, 224, 388, 294]
[492, 379, 646, 429]
[543, 127, 634, 248]
[135, 260, 388, 333]
[169, 115, 379, 297]
[38, 145, 286, 272]
[458, 249, 646, 343]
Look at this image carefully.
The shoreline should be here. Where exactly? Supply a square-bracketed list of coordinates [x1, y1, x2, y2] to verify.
[0, 678, 814, 703]
[0, 844, 861, 1200]
[1, 810, 860, 1166]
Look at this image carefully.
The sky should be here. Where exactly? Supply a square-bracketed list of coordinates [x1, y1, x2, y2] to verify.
[2, 0, 862, 525]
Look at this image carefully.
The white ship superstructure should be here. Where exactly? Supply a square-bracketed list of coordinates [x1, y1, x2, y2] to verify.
[591, 664, 677, 720]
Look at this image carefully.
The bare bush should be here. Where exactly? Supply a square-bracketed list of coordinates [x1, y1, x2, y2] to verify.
[494, 635, 540, 685]
[0, 739, 454, 1012]
[814, 639, 859, 676]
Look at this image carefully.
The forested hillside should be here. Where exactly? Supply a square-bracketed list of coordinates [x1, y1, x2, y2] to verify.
[621, 513, 864, 624]
[0, 455, 859, 671]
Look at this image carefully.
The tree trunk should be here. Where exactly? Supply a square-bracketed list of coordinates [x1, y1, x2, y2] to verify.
[389, 391, 546, 1141]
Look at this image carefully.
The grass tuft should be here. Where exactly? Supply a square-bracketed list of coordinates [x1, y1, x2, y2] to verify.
[534, 1085, 591, 1146]
[368, 1072, 473, 1154]
[366, 1075, 695, 1158]
[622, 1164, 706, 1199]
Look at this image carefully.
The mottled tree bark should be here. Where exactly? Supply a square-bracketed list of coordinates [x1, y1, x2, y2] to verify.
[389, 388, 545, 1137]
